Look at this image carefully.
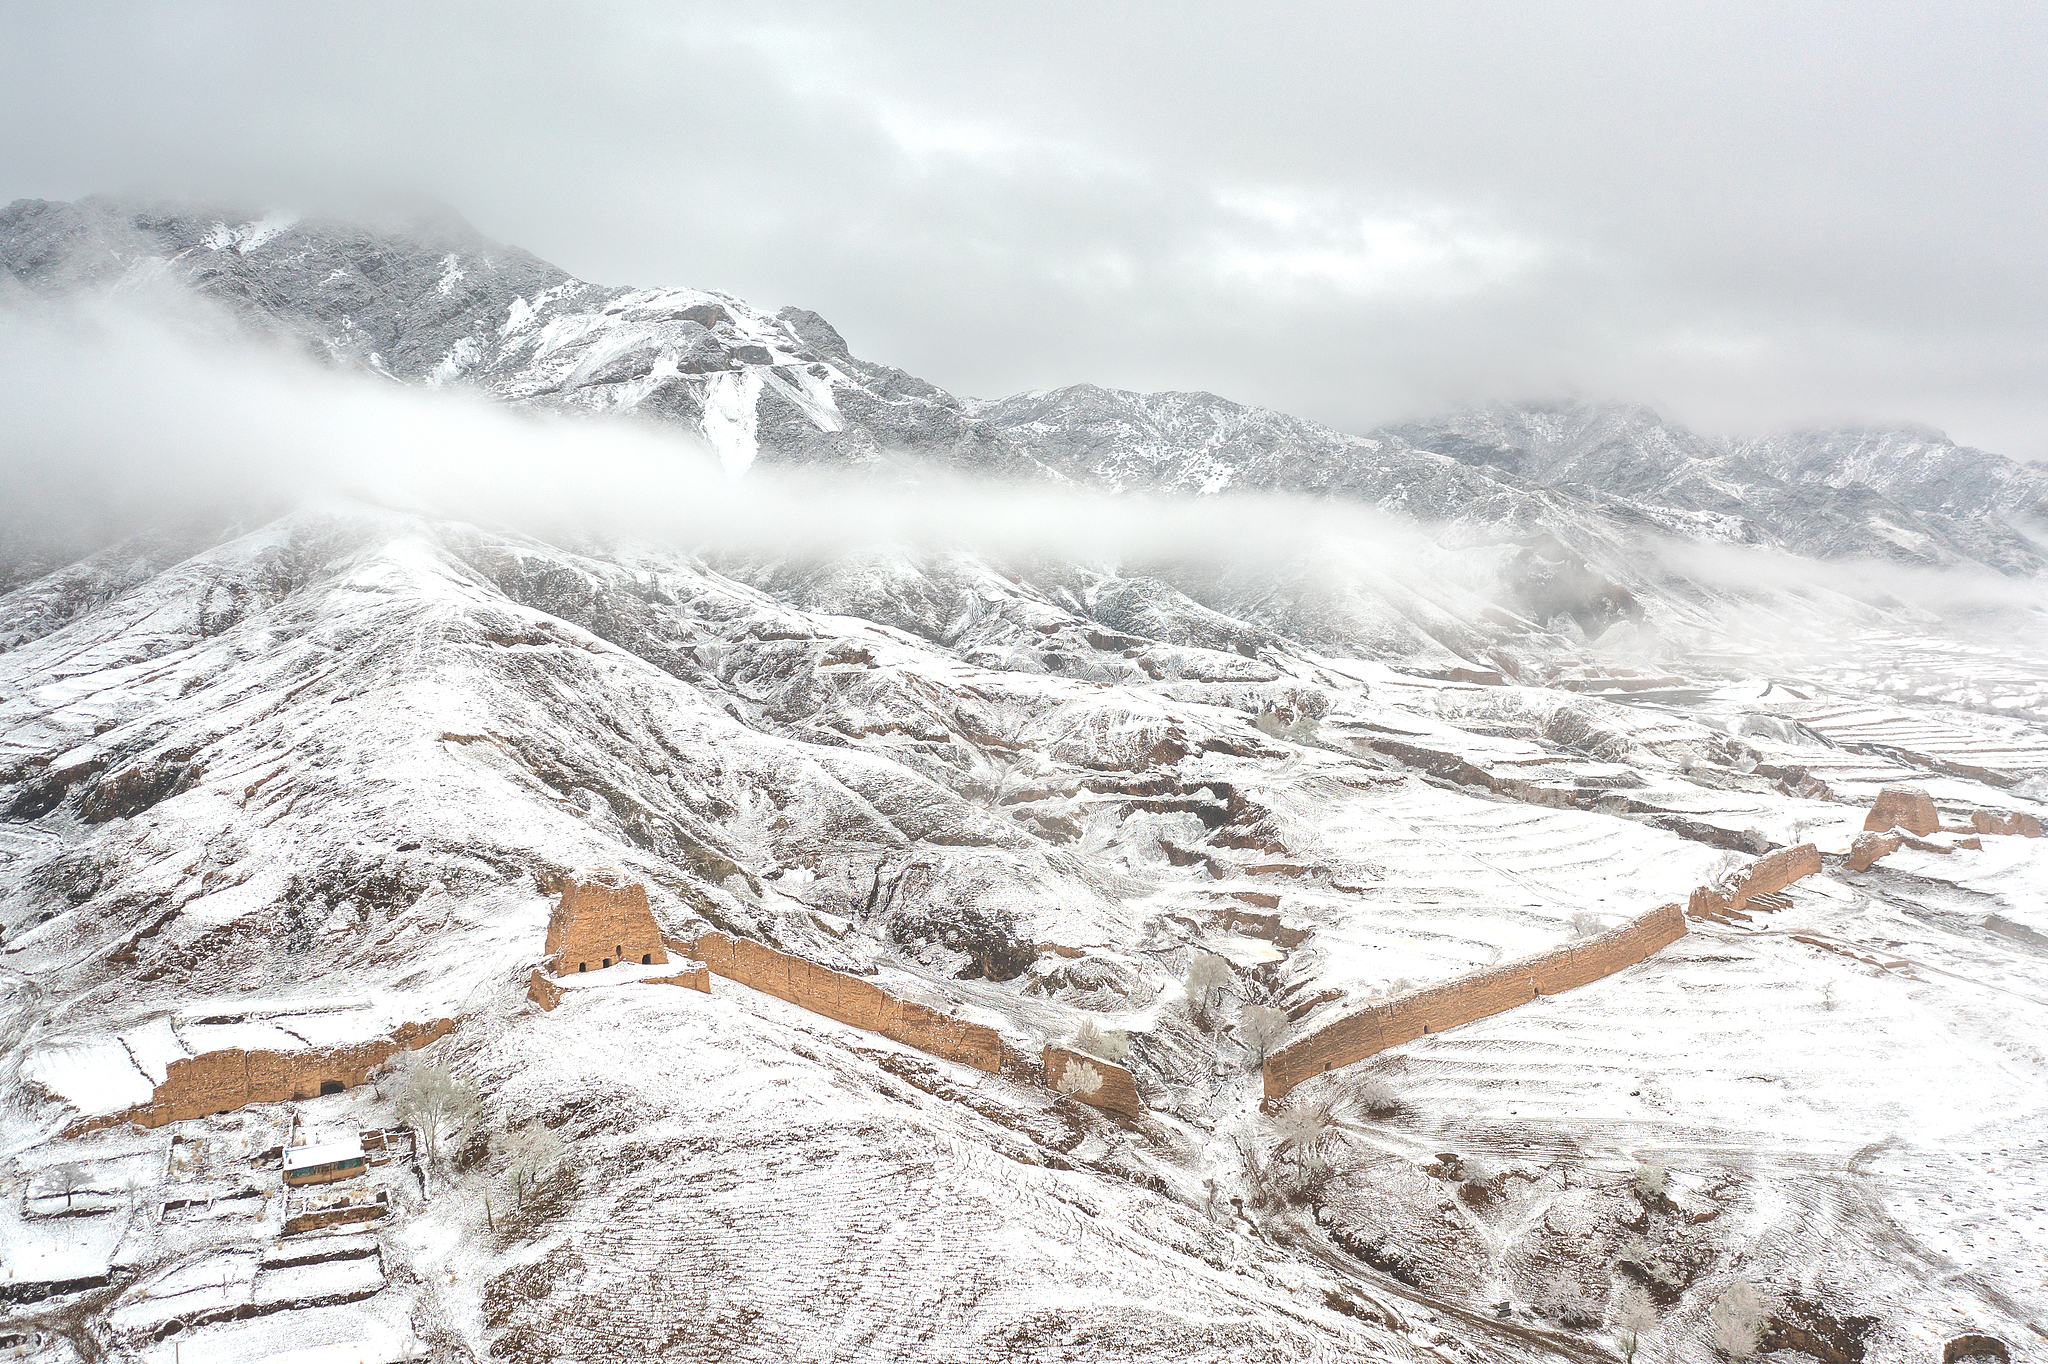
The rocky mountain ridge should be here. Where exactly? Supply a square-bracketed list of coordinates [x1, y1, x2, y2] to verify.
[6, 194, 2045, 583]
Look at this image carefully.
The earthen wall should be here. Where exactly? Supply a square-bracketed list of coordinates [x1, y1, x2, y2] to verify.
[65, 1019, 456, 1136]
[692, 932, 1007, 1074]
[1261, 903, 1687, 1100]
[545, 871, 668, 975]
[1042, 1046, 1143, 1118]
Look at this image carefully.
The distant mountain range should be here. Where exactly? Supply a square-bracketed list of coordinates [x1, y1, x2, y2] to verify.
[7, 194, 2044, 583]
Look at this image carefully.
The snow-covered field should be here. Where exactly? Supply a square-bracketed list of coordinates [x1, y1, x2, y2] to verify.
[3, 494, 2045, 1364]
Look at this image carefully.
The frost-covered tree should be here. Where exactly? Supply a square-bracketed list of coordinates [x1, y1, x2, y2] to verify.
[1710, 1280, 1765, 1359]
[1570, 911, 1606, 938]
[498, 1124, 567, 1208]
[395, 1058, 479, 1162]
[1053, 1056, 1103, 1098]
[1272, 1097, 1337, 1192]
[1238, 1004, 1289, 1067]
[1612, 1286, 1658, 1364]
[1633, 1162, 1667, 1201]
[1184, 952, 1231, 1028]
[1071, 1018, 1131, 1063]
[49, 1162, 87, 1210]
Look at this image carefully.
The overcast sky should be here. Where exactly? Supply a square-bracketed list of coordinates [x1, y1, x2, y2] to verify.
[4, 2, 2045, 456]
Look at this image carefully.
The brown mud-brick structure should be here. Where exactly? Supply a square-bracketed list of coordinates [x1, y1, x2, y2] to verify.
[65, 1019, 456, 1136]
[691, 931, 1014, 1074]
[1261, 903, 1687, 1101]
[526, 963, 710, 1012]
[1043, 1046, 1143, 1119]
[1865, 785, 1940, 836]
[545, 868, 668, 975]
[1688, 843, 1823, 922]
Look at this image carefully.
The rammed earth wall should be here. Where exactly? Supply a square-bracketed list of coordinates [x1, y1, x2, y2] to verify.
[546, 871, 668, 975]
[1042, 1046, 1143, 1119]
[65, 1019, 456, 1135]
[1261, 904, 1687, 1101]
[691, 932, 1008, 1074]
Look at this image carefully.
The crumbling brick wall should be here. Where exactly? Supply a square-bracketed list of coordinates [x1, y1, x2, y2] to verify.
[65, 1019, 456, 1135]
[1261, 904, 1687, 1101]
[691, 932, 1007, 1073]
[1043, 1046, 1143, 1118]
[545, 869, 668, 975]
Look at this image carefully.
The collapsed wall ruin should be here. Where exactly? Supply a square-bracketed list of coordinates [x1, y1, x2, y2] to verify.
[1042, 1045, 1143, 1119]
[526, 963, 710, 1011]
[1261, 904, 1688, 1101]
[690, 931, 1013, 1075]
[1689, 843, 1823, 921]
[65, 1019, 456, 1136]
[544, 868, 668, 974]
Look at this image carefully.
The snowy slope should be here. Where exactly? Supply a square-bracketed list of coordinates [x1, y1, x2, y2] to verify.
[4, 196, 2048, 1364]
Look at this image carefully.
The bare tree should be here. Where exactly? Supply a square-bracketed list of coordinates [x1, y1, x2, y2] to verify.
[1183, 952, 1231, 1028]
[1612, 1286, 1658, 1364]
[497, 1125, 567, 1209]
[1710, 1281, 1765, 1359]
[1238, 1004, 1289, 1068]
[48, 1162, 87, 1210]
[394, 1058, 480, 1163]
[1271, 1097, 1338, 1195]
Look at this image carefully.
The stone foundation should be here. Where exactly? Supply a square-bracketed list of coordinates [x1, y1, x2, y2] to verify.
[1261, 903, 1686, 1101]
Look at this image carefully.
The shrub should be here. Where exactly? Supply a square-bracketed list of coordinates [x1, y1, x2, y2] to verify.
[1633, 1161, 1667, 1201]
[1355, 1079, 1402, 1119]
[1071, 1017, 1133, 1063]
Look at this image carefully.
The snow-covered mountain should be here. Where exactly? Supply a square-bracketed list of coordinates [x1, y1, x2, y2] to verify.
[4, 197, 2048, 1364]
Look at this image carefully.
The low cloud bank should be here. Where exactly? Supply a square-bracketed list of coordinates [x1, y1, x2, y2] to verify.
[3, 294, 2043, 655]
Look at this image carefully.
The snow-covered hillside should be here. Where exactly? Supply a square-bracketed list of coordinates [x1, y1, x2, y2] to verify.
[3, 198, 2047, 1364]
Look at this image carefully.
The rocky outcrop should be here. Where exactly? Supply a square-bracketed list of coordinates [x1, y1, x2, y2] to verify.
[1864, 785, 1939, 836]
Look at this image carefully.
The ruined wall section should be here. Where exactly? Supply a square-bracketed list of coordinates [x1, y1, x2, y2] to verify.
[691, 932, 1007, 1074]
[546, 870, 668, 974]
[1688, 842, 1822, 921]
[1043, 1046, 1143, 1119]
[1262, 904, 1687, 1101]
[66, 1019, 456, 1136]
